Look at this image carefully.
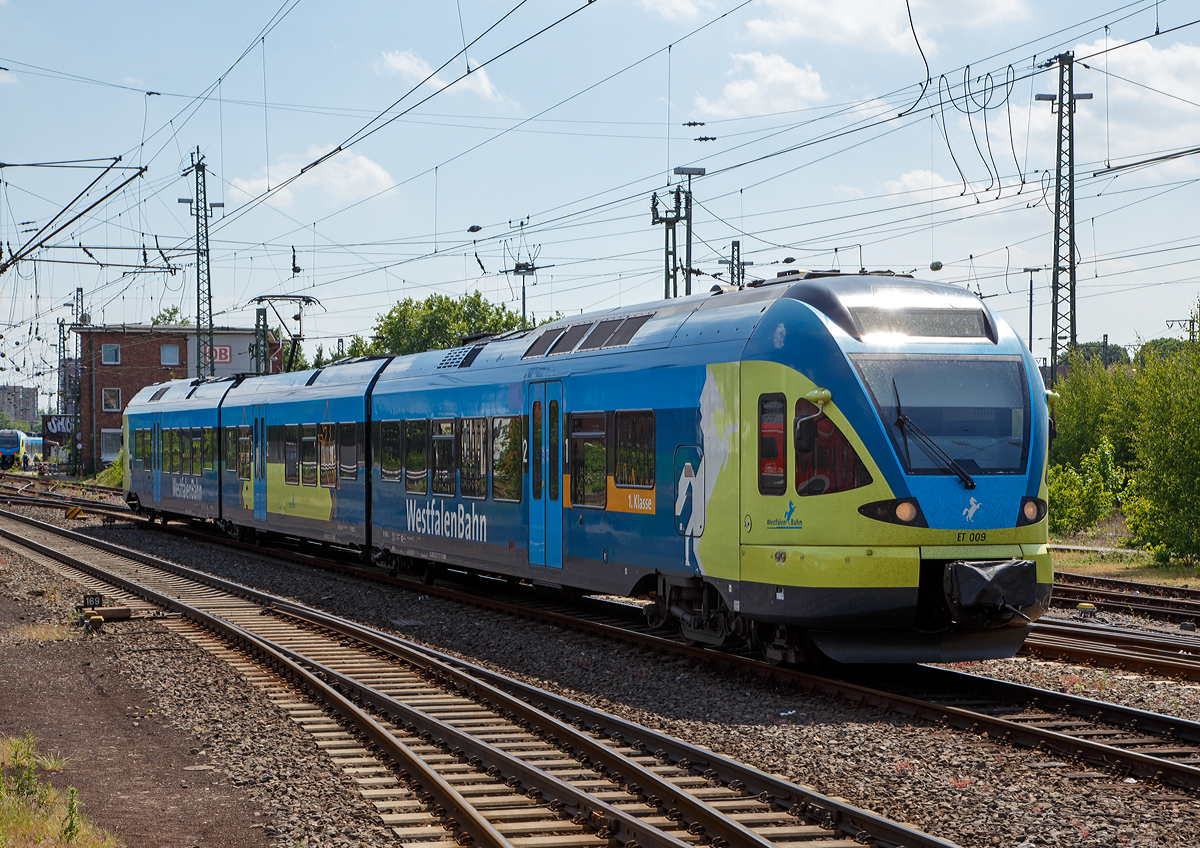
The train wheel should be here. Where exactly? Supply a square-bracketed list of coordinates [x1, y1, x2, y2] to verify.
[643, 600, 669, 630]
[419, 561, 439, 585]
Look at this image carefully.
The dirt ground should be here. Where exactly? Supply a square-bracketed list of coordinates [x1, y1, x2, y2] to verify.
[0, 592, 271, 848]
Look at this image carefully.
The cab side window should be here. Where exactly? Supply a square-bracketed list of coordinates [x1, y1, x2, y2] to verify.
[794, 399, 873, 496]
[758, 394, 787, 495]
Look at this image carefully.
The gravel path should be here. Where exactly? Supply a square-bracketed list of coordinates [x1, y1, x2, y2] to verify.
[7, 505, 1200, 847]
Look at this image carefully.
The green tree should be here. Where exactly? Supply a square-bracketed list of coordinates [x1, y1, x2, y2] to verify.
[1134, 336, 1188, 367]
[311, 344, 327, 369]
[1055, 339, 1131, 368]
[150, 305, 190, 325]
[370, 291, 525, 356]
[1047, 437, 1124, 536]
[1123, 339, 1200, 562]
[1049, 351, 1136, 471]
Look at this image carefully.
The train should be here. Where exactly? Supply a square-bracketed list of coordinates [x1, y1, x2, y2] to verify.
[0, 429, 28, 470]
[124, 270, 1053, 665]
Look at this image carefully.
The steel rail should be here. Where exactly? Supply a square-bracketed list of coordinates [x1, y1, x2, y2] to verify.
[1056, 570, 1200, 603]
[274, 601, 961, 848]
[0, 507, 945, 846]
[7, 505, 1200, 792]
[0, 514, 512, 847]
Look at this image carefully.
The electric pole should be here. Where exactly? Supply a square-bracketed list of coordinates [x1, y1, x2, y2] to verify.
[1036, 53, 1091, 386]
[1022, 267, 1040, 353]
[673, 166, 705, 296]
[650, 188, 684, 298]
[179, 147, 224, 378]
[718, 241, 752, 289]
[253, 307, 269, 374]
[1166, 316, 1198, 344]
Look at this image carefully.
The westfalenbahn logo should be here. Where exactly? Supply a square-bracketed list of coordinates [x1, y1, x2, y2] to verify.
[766, 500, 803, 529]
[407, 498, 488, 542]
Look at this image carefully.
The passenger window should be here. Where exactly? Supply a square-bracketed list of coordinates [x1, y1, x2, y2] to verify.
[301, 425, 318, 486]
[225, 428, 238, 473]
[284, 425, 300, 484]
[380, 421, 402, 483]
[794, 399, 873, 496]
[460, 418, 487, 499]
[171, 429, 183, 474]
[238, 426, 252, 481]
[548, 401, 559, 502]
[758, 394, 787, 496]
[339, 422, 357, 482]
[319, 423, 337, 488]
[203, 428, 214, 471]
[191, 432, 202, 475]
[431, 420, 455, 496]
[404, 420, 428, 494]
[132, 429, 142, 464]
[614, 411, 654, 487]
[569, 413, 606, 508]
[531, 402, 542, 501]
[491, 417, 522, 502]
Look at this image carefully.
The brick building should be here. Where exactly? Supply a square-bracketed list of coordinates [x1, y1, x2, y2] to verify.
[73, 324, 281, 473]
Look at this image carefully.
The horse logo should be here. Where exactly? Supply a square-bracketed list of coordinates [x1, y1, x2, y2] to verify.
[784, 500, 795, 522]
[962, 497, 982, 522]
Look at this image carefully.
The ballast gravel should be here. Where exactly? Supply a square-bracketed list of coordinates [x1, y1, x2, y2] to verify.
[6, 504, 1200, 848]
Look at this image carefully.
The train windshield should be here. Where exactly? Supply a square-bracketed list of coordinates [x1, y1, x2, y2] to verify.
[0, 432, 20, 451]
[852, 355, 1030, 475]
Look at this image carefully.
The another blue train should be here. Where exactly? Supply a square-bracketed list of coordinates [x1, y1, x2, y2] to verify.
[125, 271, 1053, 664]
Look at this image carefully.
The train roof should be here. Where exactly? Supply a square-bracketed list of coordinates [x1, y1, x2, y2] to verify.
[372, 270, 994, 381]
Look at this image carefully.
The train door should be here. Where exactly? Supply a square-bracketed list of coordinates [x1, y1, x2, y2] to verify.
[151, 414, 162, 504]
[527, 381, 563, 569]
[253, 404, 268, 521]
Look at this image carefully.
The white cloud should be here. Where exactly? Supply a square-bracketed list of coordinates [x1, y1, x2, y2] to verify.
[123, 76, 144, 86]
[745, 0, 1027, 55]
[375, 49, 508, 103]
[694, 52, 825, 118]
[638, 0, 714, 21]
[0, 70, 14, 85]
[230, 146, 393, 208]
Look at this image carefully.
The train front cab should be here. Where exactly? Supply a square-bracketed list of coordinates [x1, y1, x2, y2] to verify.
[0, 430, 26, 471]
[731, 283, 1052, 664]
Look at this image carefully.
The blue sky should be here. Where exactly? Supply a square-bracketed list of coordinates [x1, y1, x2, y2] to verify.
[2, 0, 1199, 405]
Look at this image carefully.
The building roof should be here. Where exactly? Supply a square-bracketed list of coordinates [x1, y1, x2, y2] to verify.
[70, 323, 263, 335]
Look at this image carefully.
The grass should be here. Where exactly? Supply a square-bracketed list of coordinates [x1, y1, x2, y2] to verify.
[1050, 513, 1200, 587]
[7, 623, 73, 643]
[1, 733, 119, 847]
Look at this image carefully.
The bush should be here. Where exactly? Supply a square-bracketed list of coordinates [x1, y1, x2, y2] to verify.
[1048, 437, 1123, 536]
[93, 448, 124, 487]
[1124, 341, 1200, 563]
[1050, 352, 1136, 471]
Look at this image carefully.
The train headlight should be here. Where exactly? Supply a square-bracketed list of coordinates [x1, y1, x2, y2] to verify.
[858, 498, 927, 527]
[1016, 497, 1047, 527]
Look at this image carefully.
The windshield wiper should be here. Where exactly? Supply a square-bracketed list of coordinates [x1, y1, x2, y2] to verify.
[892, 379, 976, 490]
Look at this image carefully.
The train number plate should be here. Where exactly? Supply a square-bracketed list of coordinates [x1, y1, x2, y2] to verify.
[82, 594, 104, 608]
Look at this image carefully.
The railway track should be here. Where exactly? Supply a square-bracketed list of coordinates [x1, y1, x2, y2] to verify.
[8, 494, 1200, 793]
[0, 507, 953, 848]
[1052, 571, 1200, 625]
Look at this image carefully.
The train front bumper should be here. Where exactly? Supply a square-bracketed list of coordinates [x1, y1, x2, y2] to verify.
[738, 543, 1052, 662]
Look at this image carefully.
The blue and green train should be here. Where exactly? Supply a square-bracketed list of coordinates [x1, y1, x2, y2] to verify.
[0, 429, 28, 470]
[124, 270, 1053, 664]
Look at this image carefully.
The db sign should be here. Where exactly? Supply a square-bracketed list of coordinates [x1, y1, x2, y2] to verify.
[201, 344, 232, 364]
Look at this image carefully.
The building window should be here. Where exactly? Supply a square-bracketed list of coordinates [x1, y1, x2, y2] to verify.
[102, 388, 121, 412]
[101, 344, 120, 365]
[460, 418, 487, 499]
[491, 417, 522, 502]
[161, 344, 180, 366]
[569, 413, 606, 508]
[339, 422, 358, 482]
[380, 420, 402, 483]
[100, 429, 122, 463]
[614, 411, 655, 487]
